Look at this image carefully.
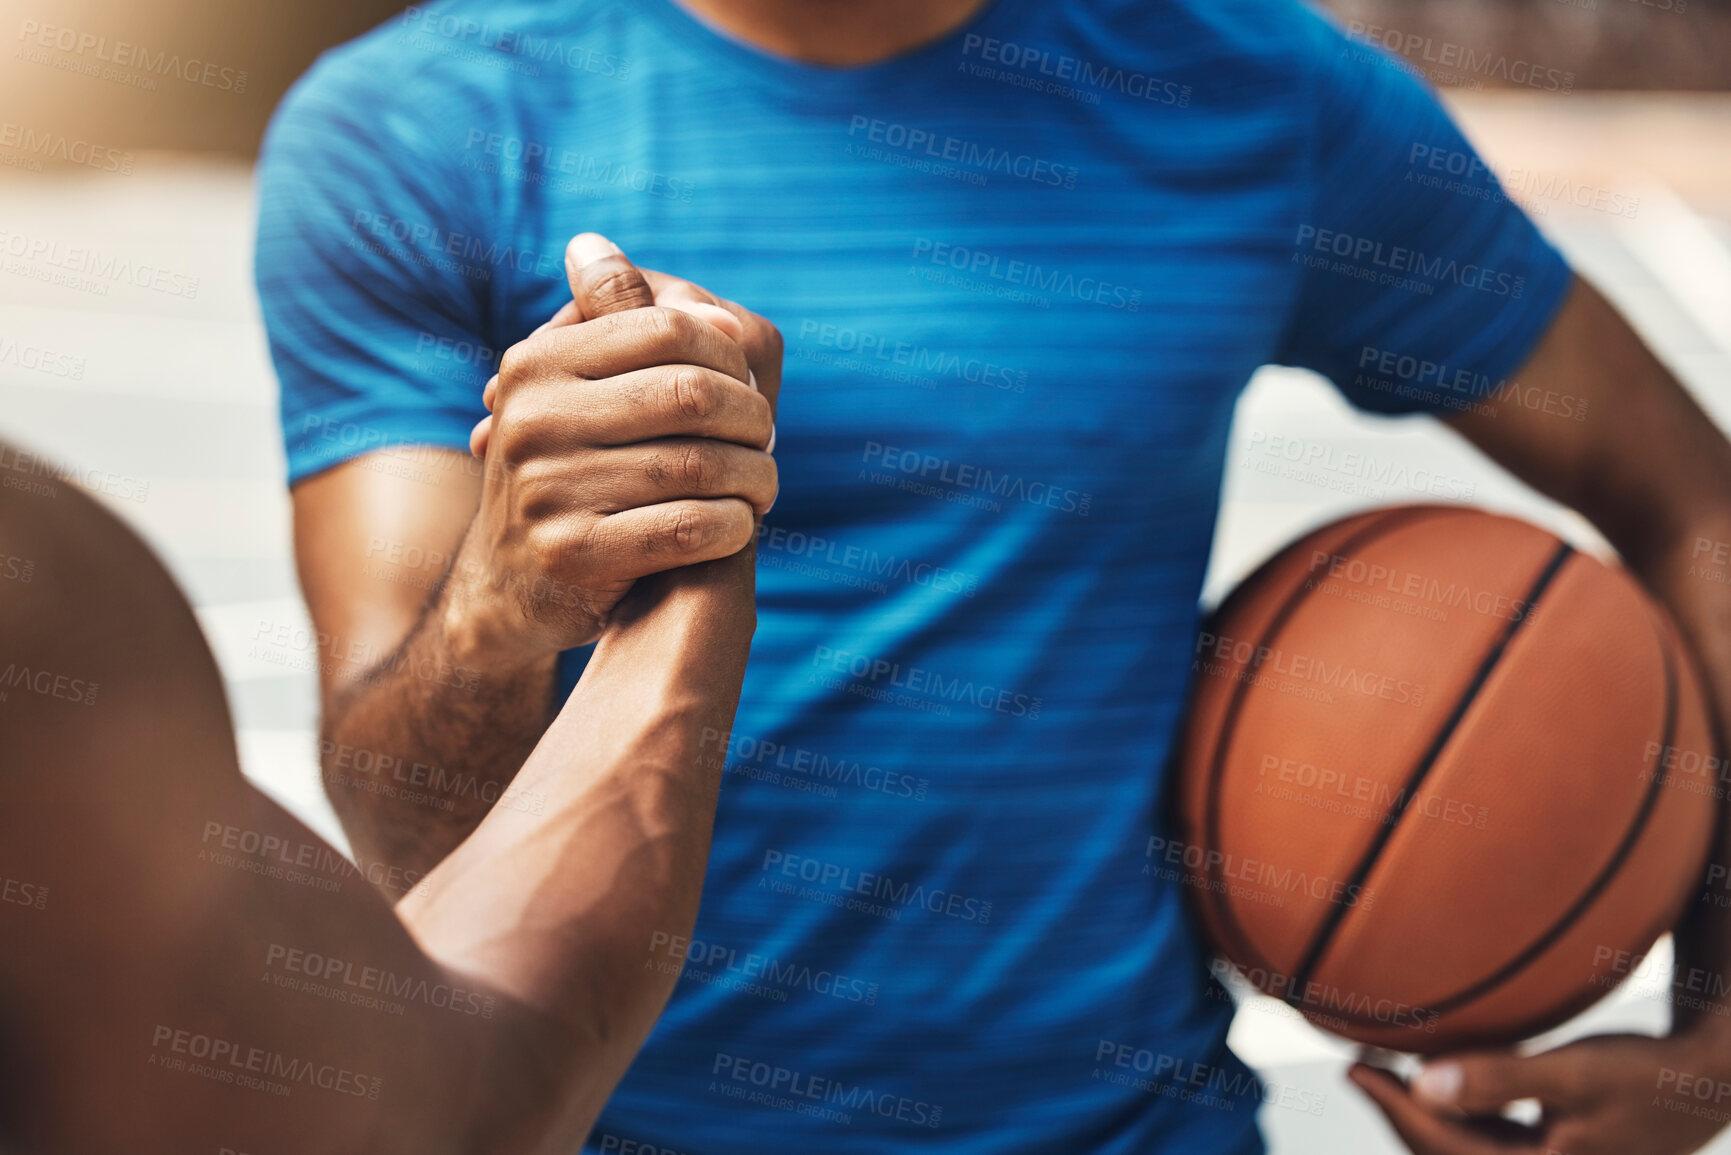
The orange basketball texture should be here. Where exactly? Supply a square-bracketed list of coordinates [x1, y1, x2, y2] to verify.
[1173, 505, 1720, 1053]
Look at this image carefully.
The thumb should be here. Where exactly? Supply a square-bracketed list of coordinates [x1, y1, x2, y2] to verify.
[1413, 1050, 1582, 1115]
[566, 231, 654, 317]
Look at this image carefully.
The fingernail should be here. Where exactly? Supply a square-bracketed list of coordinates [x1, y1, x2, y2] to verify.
[765, 422, 776, 455]
[1412, 1062, 1462, 1105]
[663, 299, 740, 336]
[748, 369, 758, 392]
[571, 232, 624, 268]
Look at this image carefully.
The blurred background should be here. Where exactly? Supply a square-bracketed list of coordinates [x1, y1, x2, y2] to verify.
[1, 0, 1728, 1150]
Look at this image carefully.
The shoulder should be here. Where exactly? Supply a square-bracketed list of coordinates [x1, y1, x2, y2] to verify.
[1000, 0, 1343, 172]
[1048, 0, 1340, 86]
[264, 0, 623, 162]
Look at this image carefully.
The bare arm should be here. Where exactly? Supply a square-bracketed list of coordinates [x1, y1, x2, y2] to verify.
[1441, 278, 1731, 1036]
[295, 237, 780, 886]
[1353, 277, 1731, 1153]
[293, 452, 557, 887]
[402, 551, 756, 1140]
[0, 444, 754, 1154]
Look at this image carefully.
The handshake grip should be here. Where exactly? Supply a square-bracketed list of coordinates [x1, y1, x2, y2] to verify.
[457, 229, 780, 658]
[563, 233, 773, 453]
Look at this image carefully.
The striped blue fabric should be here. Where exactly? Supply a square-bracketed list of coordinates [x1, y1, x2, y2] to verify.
[255, 1, 1572, 1150]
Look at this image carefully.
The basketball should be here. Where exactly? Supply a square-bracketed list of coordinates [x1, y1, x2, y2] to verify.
[1172, 504, 1721, 1054]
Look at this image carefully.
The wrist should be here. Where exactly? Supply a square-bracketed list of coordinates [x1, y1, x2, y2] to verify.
[615, 547, 757, 630]
[438, 555, 562, 672]
[1667, 943, 1731, 1053]
[1674, 1011, 1731, 1076]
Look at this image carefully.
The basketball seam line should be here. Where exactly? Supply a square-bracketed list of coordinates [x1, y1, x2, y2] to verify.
[1282, 540, 1576, 1007]
[1198, 505, 1452, 976]
[1416, 601, 1680, 1019]
[1305, 596, 1682, 1032]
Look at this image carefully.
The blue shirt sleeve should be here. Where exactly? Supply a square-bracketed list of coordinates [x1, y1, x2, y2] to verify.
[255, 55, 498, 484]
[1272, 9, 1575, 414]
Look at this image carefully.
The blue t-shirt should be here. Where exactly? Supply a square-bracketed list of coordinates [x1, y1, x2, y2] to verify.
[255, 1, 1572, 1150]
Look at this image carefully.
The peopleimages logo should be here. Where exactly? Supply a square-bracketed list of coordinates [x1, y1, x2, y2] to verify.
[1405, 143, 1641, 221]
[347, 210, 564, 284]
[461, 131, 695, 202]
[0, 443, 149, 504]
[0, 662, 99, 706]
[0, 334, 86, 379]
[1353, 345, 1588, 424]
[756, 522, 981, 598]
[1, 874, 48, 911]
[1093, 1038, 1331, 1114]
[846, 116, 1079, 188]
[959, 34, 1192, 106]
[1343, 21, 1575, 93]
[711, 1053, 943, 1128]
[910, 238, 1142, 312]
[862, 442, 1091, 516]
[0, 227, 201, 300]
[760, 850, 994, 924]
[0, 122, 133, 174]
[1306, 547, 1535, 623]
[1145, 835, 1374, 911]
[0, 552, 35, 584]
[812, 644, 1044, 719]
[397, 7, 628, 78]
[149, 1025, 383, 1099]
[1192, 625, 1429, 707]
[702, 725, 931, 803]
[797, 321, 1028, 394]
[263, 943, 497, 1018]
[1204, 959, 1438, 1034]
[649, 930, 880, 1006]
[1294, 225, 1525, 299]
[16, 20, 249, 92]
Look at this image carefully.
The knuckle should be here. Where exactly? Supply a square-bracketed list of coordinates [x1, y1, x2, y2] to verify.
[668, 367, 717, 424]
[524, 520, 571, 570]
[658, 506, 705, 555]
[676, 443, 716, 492]
[512, 458, 568, 522]
[492, 418, 532, 468]
[587, 263, 647, 311]
[497, 342, 537, 387]
[493, 400, 553, 466]
[638, 305, 682, 351]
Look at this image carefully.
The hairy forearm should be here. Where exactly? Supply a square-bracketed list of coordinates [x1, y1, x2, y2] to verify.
[320, 569, 560, 889]
[396, 547, 755, 1146]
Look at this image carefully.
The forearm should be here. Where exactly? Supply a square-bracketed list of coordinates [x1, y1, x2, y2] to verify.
[396, 546, 756, 1142]
[1451, 279, 1731, 1035]
[320, 568, 559, 889]
[1555, 359, 1731, 1036]
[1541, 306, 1731, 1033]
[1633, 515, 1731, 1038]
